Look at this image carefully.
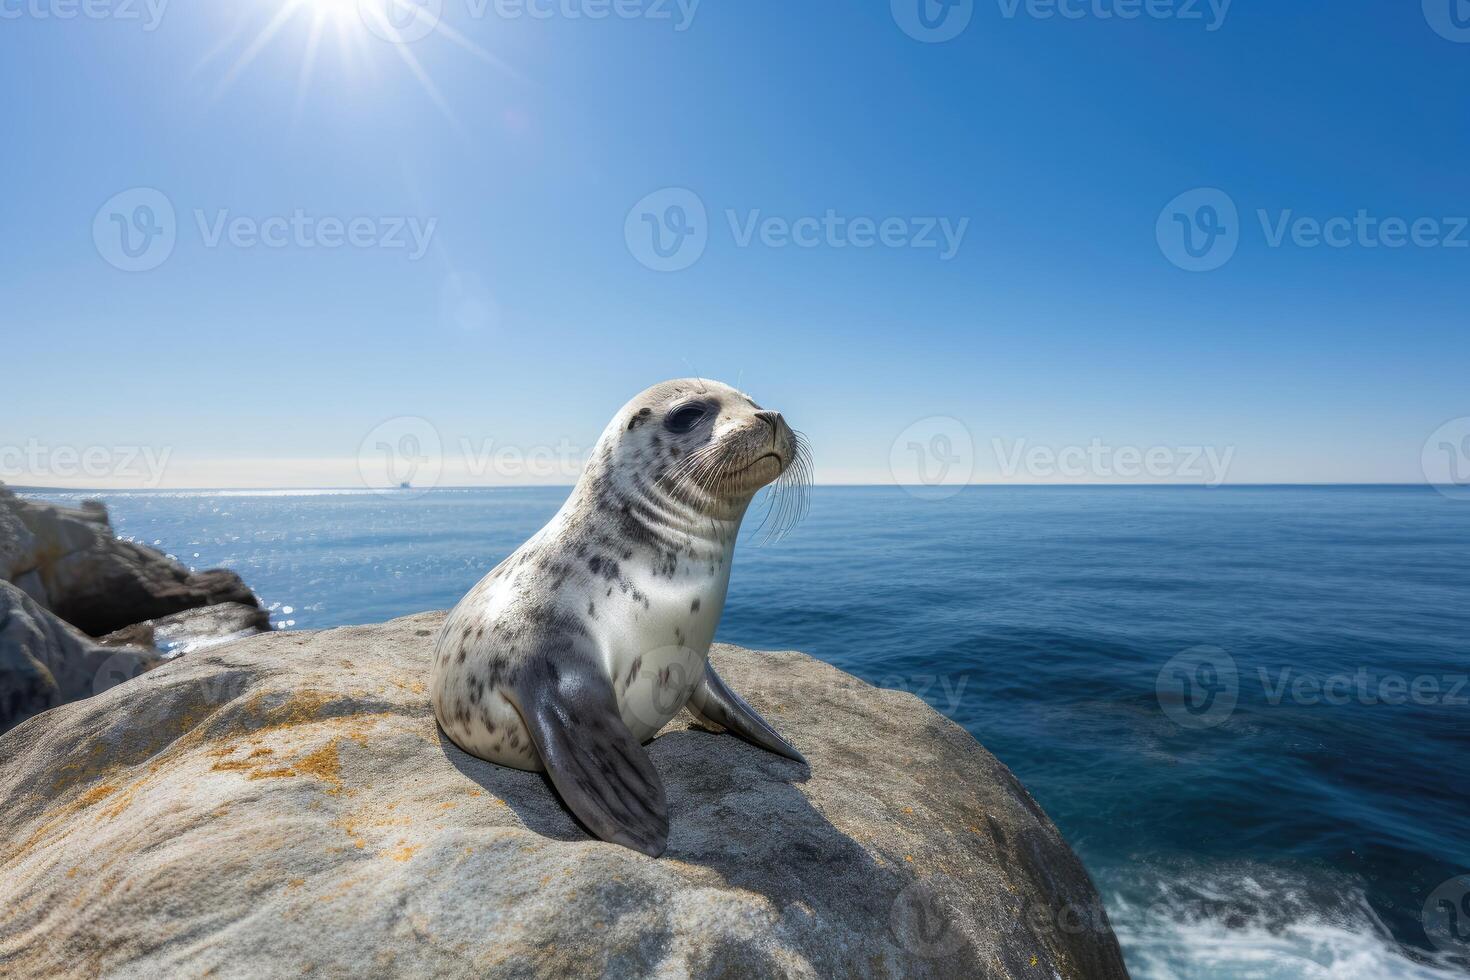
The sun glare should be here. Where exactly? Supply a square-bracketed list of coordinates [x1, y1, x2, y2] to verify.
[198, 0, 515, 131]
[308, 0, 361, 24]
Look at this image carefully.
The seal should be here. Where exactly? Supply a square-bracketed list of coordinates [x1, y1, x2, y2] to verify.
[430, 379, 812, 856]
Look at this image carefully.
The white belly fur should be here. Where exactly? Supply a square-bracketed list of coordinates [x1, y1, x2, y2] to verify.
[431, 537, 733, 769]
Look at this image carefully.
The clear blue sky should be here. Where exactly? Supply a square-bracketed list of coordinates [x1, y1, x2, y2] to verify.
[3, 1, 1467, 488]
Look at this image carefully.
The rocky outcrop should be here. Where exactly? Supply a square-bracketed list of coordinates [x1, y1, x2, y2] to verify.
[0, 612, 1128, 979]
[0, 580, 157, 735]
[0, 485, 269, 730]
[0, 488, 258, 637]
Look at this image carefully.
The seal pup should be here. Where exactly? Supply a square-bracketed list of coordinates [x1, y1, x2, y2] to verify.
[431, 379, 811, 856]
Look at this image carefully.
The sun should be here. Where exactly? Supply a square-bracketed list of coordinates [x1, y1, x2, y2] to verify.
[305, 0, 361, 24]
[198, 0, 516, 130]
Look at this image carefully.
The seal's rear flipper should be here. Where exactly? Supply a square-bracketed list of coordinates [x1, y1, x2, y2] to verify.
[688, 663, 807, 765]
[516, 657, 669, 857]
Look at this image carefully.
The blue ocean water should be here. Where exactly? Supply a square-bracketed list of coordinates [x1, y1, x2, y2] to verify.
[22, 485, 1470, 978]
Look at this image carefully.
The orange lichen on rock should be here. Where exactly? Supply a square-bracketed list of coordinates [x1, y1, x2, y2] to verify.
[386, 843, 421, 863]
[291, 740, 343, 793]
[74, 784, 117, 808]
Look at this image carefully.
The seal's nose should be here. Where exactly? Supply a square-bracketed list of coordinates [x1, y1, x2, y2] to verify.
[754, 410, 783, 444]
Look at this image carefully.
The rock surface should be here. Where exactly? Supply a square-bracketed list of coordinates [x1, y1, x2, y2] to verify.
[99, 602, 271, 658]
[0, 485, 259, 637]
[0, 581, 157, 736]
[0, 611, 1128, 979]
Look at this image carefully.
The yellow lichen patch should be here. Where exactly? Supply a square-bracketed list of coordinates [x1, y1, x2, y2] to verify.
[74, 783, 118, 808]
[249, 767, 301, 781]
[211, 732, 349, 796]
[99, 779, 145, 819]
[292, 740, 343, 794]
[386, 842, 421, 863]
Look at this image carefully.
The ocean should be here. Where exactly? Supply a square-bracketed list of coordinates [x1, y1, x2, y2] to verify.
[22, 485, 1470, 979]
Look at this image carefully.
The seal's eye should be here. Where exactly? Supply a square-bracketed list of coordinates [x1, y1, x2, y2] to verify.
[664, 403, 708, 434]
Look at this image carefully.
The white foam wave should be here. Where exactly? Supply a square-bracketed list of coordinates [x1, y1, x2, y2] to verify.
[1105, 865, 1465, 980]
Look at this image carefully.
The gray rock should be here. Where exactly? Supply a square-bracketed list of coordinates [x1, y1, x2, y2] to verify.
[99, 602, 272, 658]
[0, 487, 42, 602]
[0, 485, 260, 637]
[0, 580, 157, 735]
[0, 611, 1127, 978]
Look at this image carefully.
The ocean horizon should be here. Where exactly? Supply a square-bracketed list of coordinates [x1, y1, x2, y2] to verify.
[16, 483, 1469, 979]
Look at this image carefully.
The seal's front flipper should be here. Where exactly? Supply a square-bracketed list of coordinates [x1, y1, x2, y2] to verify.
[515, 657, 669, 857]
[688, 662, 807, 765]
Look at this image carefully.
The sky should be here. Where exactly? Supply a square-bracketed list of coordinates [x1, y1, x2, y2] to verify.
[2, 0, 1468, 489]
